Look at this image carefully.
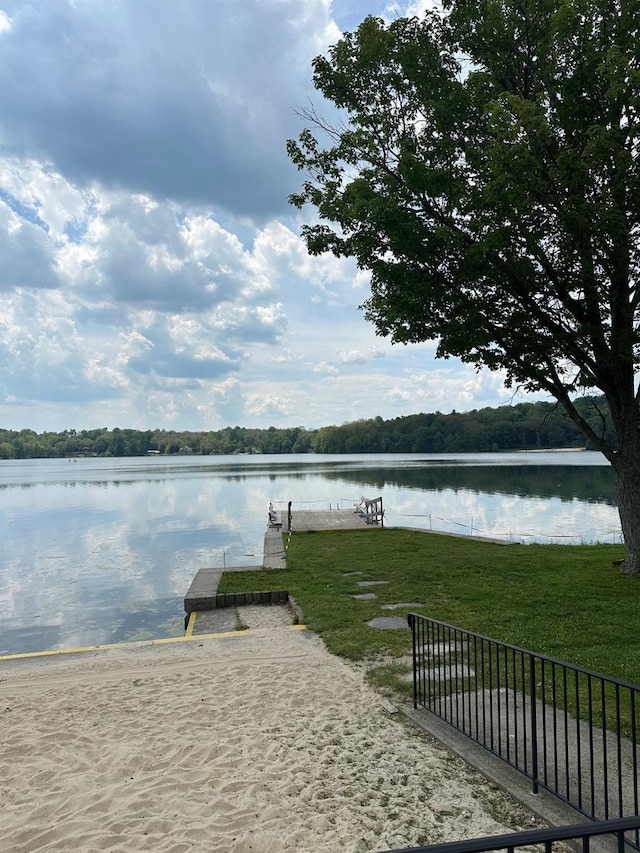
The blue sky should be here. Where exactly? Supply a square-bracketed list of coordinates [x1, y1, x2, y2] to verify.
[0, 0, 548, 432]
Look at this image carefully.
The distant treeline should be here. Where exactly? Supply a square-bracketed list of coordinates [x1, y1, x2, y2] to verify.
[313, 396, 614, 454]
[0, 397, 615, 459]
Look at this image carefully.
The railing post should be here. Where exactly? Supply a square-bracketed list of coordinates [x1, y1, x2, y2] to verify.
[409, 613, 418, 709]
[529, 654, 539, 794]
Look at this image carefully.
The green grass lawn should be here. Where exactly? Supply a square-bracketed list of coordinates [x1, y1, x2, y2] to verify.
[218, 528, 640, 689]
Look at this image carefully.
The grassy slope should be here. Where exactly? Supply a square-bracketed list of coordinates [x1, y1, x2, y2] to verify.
[218, 528, 639, 685]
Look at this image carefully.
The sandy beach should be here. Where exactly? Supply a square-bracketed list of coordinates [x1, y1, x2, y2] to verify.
[1, 609, 539, 853]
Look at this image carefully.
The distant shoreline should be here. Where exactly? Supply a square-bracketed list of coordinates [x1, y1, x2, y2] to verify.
[517, 447, 587, 453]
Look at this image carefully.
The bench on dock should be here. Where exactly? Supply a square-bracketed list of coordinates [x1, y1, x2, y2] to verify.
[268, 504, 282, 529]
[355, 496, 384, 526]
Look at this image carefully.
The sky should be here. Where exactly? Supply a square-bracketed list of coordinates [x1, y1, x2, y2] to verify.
[0, 0, 550, 433]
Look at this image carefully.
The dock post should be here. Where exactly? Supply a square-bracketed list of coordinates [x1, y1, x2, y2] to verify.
[287, 501, 292, 531]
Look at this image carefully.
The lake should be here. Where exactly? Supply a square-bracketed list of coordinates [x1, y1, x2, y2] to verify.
[0, 451, 620, 656]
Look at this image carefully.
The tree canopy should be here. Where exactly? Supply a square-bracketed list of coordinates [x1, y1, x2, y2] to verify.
[288, 0, 640, 572]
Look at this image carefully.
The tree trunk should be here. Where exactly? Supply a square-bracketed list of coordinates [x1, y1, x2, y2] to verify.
[612, 435, 640, 575]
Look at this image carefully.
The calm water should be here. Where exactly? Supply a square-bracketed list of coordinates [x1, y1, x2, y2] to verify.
[0, 452, 619, 655]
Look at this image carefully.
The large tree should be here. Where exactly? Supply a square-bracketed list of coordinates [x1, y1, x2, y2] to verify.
[287, 0, 640, 573]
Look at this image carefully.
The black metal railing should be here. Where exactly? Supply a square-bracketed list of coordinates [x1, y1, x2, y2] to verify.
[408, 614, 640, 842]
[381, 815, 640, 853]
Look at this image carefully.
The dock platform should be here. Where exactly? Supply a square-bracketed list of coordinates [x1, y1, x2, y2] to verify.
[273, 507, 378, 531]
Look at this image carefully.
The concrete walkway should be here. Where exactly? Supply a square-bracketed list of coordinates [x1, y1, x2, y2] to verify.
[263, 526, 287, 568]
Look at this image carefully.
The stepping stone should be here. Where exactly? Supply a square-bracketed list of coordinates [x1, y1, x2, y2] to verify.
[367, 616, 408, 630]
[403, 665, 475, 682]
[343, 571, 364, 576]
[350, 592, 377, 601]
[381, 602, 423, 610]
[428, 642, 469, 656]
[356, 580, 389, 587]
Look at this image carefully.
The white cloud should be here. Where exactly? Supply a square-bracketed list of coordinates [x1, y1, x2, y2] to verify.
[384, 368, 517, 414]
[310, 361, 339, 376]
[404, 0, 444, 17]
[338, 346, 385, 364]
[0, 0, 552, 432]
[245, 394, 295, 418]
[267, 347, 301, 365]
[0, 290, 125, 403]
[0, 200, 60, 292]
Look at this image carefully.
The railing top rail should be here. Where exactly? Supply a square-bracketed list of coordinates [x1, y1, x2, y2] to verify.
[380, 815, 640, 853]
[407, 612, 640, 692]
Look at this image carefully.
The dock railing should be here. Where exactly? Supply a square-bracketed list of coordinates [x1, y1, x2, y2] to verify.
[408, 613, 639, 847]
[355, 495, 384, 526]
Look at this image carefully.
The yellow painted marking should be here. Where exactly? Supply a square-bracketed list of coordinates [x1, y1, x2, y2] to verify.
[185, 611, 196, 638]
[0, 623, 307, 662]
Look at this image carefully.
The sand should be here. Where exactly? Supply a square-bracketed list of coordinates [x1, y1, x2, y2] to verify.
[0, 610, 539, 853]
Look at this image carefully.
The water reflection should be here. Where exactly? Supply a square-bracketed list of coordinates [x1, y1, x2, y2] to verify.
[322, 464, 617, 504]
[0, 453, 621, 656]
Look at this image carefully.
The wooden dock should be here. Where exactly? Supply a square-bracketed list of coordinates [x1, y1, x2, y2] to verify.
[277, 508, 370, 531]
[271, 498, 384, 532]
